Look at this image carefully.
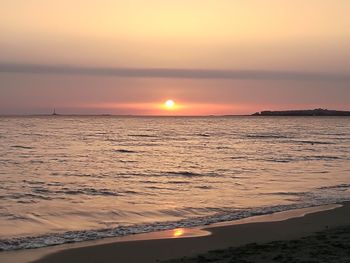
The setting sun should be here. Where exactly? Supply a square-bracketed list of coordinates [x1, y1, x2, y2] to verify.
[164, 99, 175, 109]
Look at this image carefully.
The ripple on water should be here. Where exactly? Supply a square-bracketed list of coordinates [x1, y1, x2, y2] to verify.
[0, 116, 349, 251]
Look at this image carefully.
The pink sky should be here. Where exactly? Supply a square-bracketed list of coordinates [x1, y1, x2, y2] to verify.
[1, 72, 349, 115]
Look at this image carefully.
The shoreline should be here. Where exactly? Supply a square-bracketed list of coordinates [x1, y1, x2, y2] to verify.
[165, 224, 350, 262]
[0, 203, 347, 263]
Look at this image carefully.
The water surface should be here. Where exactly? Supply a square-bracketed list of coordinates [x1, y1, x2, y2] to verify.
[0, 116, 349, 250]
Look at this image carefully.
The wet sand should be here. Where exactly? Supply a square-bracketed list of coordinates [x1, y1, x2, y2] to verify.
[165, 225, 350, 263]
[1, 203, 349, 263]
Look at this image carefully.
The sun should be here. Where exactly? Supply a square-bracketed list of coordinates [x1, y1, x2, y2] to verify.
[164, 99, 175, 109]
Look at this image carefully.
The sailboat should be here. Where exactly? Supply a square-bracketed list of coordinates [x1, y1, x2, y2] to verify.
[52, 108, 58, 116]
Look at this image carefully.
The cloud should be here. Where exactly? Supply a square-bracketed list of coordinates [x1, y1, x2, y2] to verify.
[0, 63, 349, 82]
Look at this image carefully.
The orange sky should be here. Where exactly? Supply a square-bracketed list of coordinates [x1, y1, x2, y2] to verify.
[0, 1, 349, 115]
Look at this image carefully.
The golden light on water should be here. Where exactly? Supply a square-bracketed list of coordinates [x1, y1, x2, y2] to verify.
[173, 228, 184, 237]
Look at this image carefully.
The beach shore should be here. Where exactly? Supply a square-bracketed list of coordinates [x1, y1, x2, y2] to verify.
[165, 225, 350, 263]
[1, 203, 349, 263]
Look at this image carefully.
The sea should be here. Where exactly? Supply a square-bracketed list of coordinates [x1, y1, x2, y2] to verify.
[0, 116, 349, 251]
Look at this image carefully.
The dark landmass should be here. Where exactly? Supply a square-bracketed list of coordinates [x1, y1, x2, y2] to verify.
[252, 108, 350, 116]
[165, 225, 350, 263]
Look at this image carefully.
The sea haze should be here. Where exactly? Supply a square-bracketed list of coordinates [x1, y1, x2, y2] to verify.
[0, 116, 349, 250]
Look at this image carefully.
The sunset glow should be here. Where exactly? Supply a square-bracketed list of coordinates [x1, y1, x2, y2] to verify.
[0, 1, 349, 115]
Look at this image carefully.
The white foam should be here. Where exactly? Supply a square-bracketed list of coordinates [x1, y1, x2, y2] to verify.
[1, 196, 349, 251]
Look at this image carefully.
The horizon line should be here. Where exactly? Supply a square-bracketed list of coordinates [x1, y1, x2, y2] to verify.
[0, 113, 251, 117]
[2, 108, 350, 118]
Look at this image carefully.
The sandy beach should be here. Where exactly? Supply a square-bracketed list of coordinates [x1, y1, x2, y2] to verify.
[1, 202, 348, 263]
[166, 225, 350, 263]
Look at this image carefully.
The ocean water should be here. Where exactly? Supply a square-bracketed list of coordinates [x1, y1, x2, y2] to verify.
[0, 116, 349, 250]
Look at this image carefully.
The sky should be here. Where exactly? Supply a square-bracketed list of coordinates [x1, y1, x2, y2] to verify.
[1, 0, 349, 115]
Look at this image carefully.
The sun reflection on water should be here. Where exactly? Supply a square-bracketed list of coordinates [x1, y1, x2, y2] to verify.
[173, 228, 185, 237]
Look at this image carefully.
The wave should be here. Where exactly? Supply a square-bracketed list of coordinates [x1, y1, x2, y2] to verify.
[317, 184, 350, 191]
[23, 180, 45, 185]
[294, 140, 335, 145]
[2, 187, 122, 203]
[261, 155, 343, 163]
[166, 181, 192, 184]
[30, 160, 44, 164]
[113, 149, 137, 153]
[307, 155, 341, 160]
[164, 171, 219, 178]
[196, 133, 210, 137]
[11, 145, 33, 149]
[263, 157, 294, 163]
[262, 191, 307, 196]
[118, 159, 138, 163]
[51, 172, 105, 178]
[128, 134, 157, 138]
[195, 185, 214, 190]
[246, 134, 290, 139]
[55, 187, 120, 197]
[1, 197, 348, 251]
[2, 193, 52, 201]
[230, 156, 246, 160]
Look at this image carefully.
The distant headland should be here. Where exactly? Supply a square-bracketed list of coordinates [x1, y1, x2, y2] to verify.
[252, 108, 350, 116]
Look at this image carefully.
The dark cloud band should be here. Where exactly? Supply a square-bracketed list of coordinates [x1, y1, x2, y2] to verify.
[0, 63, 349, 82]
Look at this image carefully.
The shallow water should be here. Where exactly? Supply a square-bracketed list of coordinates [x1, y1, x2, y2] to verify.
[0, 116, 349, 250]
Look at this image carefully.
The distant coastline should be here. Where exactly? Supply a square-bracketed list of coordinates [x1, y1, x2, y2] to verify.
[1, 108, 350, 117]
[252, 108, 350, 116]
